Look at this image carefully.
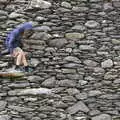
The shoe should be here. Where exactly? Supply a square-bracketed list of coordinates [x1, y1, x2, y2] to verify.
[24, 67, 34, 73]
[15, 67, 23, 73]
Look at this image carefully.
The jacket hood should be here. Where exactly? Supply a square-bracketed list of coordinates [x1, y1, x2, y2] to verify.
[18, 22, 33, 33]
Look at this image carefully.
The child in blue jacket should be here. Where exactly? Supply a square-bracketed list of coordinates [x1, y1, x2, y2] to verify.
[0, 22, 33, 72]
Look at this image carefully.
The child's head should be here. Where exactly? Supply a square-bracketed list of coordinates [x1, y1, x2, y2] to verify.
[23, 29, 34, 38]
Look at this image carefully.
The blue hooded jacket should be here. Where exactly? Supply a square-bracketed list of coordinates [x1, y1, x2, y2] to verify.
[5, 22, 32, 54]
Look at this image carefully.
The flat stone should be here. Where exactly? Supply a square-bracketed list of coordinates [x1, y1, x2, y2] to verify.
[62, 69, 76, 74]
[30, 58, 40, 67]
[104, 72, 118, 80]
[67, 101, 89, 114]
[29, 0, 52, 9]
[48, 38, 68, 48]
[63, 56, 81, 63]
[79, 45, 95, 50]
[8, 105, 34, 113]
[88, 90, 102, 97]
[92, 114, 111, 120]
[41, 77, 57, 88]
[84, 60, 98, 67]
[101, 59, 113, 68]
[34, 26, 51, 32]
[61, 2, 72, 8]
[90, 0, 102, 2]
[27, 75, 44, 83]
[62, 96, 77, 102]
[9, 12, 23, 19]
[31, 32, 52, 40]
[104, 3, 113, 12]
[112, 39, 120, 45]
[75, 92, 88, 100]
[8, 88, 52, 96]
[0, 16, 7, 20]
[53, 101, 68, 108]
[0, 10, 8, 16]
[72, 25, 86, 31]
[0, 62, 8, 67]
[66, 88, 80, 95]
[113, 79, 120, 84]
[94, 67, 105, 73]
[0, 115, 10, 120]
[72, 6, 89, 12]
[85, 20, 99, 28]
[0, 101, 7, 111]
[65, 33, 85, 39]
[78, 80, 88, 86]
[35, 16, 46, 22]
[58, 80, 76, 87]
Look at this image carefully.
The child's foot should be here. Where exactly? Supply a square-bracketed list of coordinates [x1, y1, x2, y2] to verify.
[15, 67, 23, 72]
[24, 66, 34, 73]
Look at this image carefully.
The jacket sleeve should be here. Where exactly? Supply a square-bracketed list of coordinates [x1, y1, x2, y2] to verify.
[8, 34, 15, 54]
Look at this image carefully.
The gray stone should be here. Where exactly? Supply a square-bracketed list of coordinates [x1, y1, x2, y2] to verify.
[62, 69, 76, 74]
[78, 80, 88, 86]
[34, 26, 51, 32]
[99, 94, 119, 100]
[94, 67, 105, 73]
[65, 33, 85, 39]
[101, 59, 113, 68]
[89, 110, 101, 116]
[31, 117, 41, 120]
[113, 79, 120, 84]
[84, 60, 98, 67]
[9, 12, 24, 19]
[0, 62, 8, 68]
[75, 92, 88, 100]
[67, 101, 89, 114]
[8, 105, 34, 112]
[0, 16, 7, 20]
[72, 7, 89, 12]
[58, 80, 76, 87]
[79, 45, 95, 50]
[104, 3, 113, 12]
[92, 114, 111, 120]
[88, 90, 102, 97]
[90, 0, 102, 2]
[35, 16, 46, 22]
[29, 0, 52, 9]
[62, 96, 76, 102]
[85, 20, 99, 28]
[71, 25, 86, 31]
[0, 115, 10, 120]
[31, 32, 52, 40]
[61, 2, 72, 8]
[53, 101, 68, 108]
[66, 88, 80, 95]
[0, 10, 8, 16]
[112, 39, 120, 45]
[8, 88, 52, 96]
[0, 101, 7, 111]
[63, 56, 81, 63]
[41, 77, 57, 88]
[27, 75, 44, 82]
[30, 58, 40, 67]
[48, 38, 67, 48]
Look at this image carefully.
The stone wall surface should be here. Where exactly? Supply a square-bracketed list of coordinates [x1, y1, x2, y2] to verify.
[0, 0, 120, 120]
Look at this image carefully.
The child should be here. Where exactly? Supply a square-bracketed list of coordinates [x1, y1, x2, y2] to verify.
[0, 22, 33, 72]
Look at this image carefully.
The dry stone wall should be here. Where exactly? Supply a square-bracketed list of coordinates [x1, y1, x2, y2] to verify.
[0, 0, 120, 120]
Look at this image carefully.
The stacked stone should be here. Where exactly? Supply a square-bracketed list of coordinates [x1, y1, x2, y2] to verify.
[0, 0, 120, 120]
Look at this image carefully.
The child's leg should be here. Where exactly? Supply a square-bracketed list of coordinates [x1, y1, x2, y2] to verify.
[16, 53, 23, 66]
[12, 48, 23, 68]
[21, 52, 28, 66]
